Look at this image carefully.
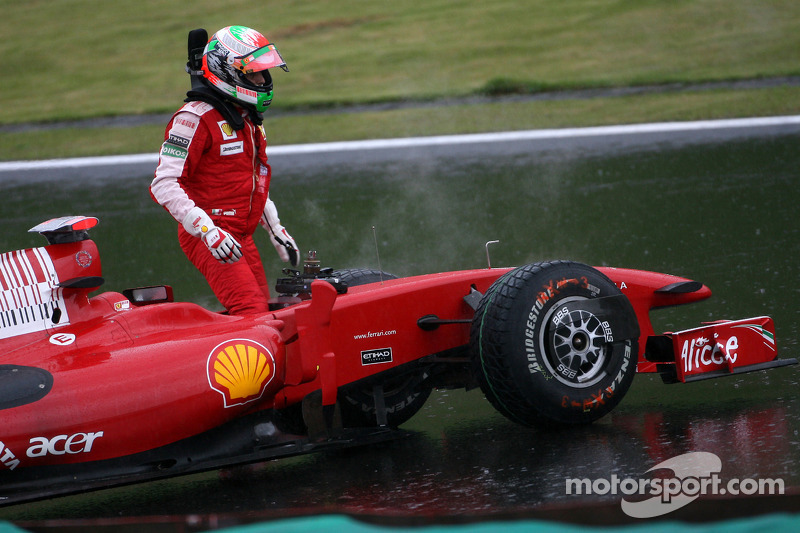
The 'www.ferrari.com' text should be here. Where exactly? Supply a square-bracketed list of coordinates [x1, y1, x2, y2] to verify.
[353, 329, 397, 340]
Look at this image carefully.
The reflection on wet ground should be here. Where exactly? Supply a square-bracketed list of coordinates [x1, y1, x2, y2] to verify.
[3, 372, 798, 529]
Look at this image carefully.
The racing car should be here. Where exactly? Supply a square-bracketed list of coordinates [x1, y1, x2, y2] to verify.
[0, 216, 794, 505]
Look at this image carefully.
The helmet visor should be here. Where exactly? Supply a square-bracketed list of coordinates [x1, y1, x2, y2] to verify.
[235, 43, 288, 74]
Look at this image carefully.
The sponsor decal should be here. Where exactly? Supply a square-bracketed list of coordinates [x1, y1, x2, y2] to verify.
[26, 431, 104, 458]
[218, 120, 237, 140]
[0, 441, 21, 471]
[681, 334, 738, 373]
[524, 277, 593, 378]
[211, 209, 237, 216]
[113, 300, 130, 311]
[361, 347, 393, 365]
[174, 117, 198, 129]
[207, 339, 275, 408]
[0, 247, 70, 339]
[674, 318, 776, 378]
[167, 134, 189, 148]
[75, 250, 92, 268]
[205, 229, 222, 247]
[220, 141, 244, 156]
[49, 333, 76, 346]
[223, 26, 262, 52]
[187, 214, 208, 234]
[160, 143, 188, 159]
[353, 329, 396, 340]
[237, 86, 258, 100]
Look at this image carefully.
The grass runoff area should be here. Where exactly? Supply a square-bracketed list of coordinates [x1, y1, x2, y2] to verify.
[2, 0, 800, 161]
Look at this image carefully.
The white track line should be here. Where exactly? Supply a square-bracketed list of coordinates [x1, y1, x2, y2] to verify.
[2, 115, 799, 171]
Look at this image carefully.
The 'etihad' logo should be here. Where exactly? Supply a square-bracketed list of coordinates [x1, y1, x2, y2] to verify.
[361, 347, 393, 365]
[207, 339, 275, 407]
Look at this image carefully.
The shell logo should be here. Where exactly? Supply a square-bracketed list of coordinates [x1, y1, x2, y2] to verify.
[207, 339, 275, 408]
[217, 120, 236, 140]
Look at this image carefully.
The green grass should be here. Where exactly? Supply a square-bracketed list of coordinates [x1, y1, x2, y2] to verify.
[1, 0, 800, 160]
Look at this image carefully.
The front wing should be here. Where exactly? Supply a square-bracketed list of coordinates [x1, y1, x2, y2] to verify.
[645, 316, 797, 383]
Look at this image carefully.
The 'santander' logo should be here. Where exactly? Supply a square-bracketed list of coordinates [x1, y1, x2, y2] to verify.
[207, 339, 275, 408]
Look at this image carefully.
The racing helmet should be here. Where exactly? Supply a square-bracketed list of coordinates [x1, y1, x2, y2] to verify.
[200, 25, 288, 112]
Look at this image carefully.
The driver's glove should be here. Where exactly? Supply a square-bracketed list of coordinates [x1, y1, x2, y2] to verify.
[182, 207, 243, 264]
[260, 198, 299, 266]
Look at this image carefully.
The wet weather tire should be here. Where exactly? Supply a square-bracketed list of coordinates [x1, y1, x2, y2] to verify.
[470, 261, 639, 426]
[274, 269, 402, 434]
[332, 268, 397, 287]
[340, 372, 433, 428]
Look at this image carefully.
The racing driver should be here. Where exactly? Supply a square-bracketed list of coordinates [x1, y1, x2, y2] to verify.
[150, 25, 299, 315]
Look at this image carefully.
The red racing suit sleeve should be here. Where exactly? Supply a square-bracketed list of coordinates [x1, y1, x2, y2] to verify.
[150, 108, 212, 225]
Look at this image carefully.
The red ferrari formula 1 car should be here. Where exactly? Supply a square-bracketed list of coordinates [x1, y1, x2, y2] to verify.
[0, 216, 795, 505]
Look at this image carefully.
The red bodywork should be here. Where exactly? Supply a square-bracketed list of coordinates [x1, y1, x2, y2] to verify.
[0, 217, 790, 481]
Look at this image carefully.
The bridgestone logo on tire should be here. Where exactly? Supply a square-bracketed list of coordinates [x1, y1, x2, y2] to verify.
[470, 261, 639, 426]
[525, 302, 545, 376]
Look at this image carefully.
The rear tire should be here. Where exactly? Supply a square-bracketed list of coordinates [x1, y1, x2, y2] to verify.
[273, 269, 402, 434]
[334, 268, 434, 428]
[340, 371, 433, 428]
[332, 268, 396, 287]
[470, 261, 638, 426]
